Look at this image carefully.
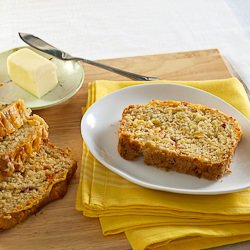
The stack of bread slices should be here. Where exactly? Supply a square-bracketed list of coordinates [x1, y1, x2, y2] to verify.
[0, 99, 77, 231]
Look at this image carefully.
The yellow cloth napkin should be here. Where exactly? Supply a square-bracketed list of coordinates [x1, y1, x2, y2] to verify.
[76, 78, 250, 250]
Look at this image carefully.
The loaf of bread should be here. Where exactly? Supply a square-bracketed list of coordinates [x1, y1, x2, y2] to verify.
[0, 114, 48, 181]
[118, 100, 243, 180]
[0, 99, 31, 138]
[0, 141, 77, 231]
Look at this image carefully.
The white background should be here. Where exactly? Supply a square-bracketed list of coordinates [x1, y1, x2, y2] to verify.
[1, 0, 250, 88]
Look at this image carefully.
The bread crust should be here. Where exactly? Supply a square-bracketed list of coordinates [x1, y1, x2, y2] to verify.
[118, 133, 142, 160]
[0, 115, 48, 181]
[118, 100, 243, 180]
[0, 142, 77, 231]
[143, 148, 232, 180]
[0, 99, 31, 138]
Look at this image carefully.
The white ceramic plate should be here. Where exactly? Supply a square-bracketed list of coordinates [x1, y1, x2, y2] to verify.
[81, 83, 250, 195]
[0, 46, 84, 110]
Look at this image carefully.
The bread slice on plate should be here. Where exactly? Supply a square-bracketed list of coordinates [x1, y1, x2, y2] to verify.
[0, 114, 48, 181]
[118, 100, 243, 180]
[0, 141, 77, 231]
[0, 99, 31, 138]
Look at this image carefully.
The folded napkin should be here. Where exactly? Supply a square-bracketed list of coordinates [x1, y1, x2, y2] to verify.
[76, 78, 250, 250]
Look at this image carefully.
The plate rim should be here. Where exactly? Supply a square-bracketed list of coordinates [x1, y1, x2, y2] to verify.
[81, 82, 250, 195]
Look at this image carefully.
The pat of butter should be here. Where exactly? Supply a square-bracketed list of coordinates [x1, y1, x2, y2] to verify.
[7, 48, 58, 98]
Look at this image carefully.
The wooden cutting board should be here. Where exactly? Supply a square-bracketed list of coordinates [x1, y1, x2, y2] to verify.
[0, 49, 234, 250]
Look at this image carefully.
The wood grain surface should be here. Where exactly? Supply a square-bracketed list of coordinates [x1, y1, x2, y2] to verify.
[0, 49, 233, 250]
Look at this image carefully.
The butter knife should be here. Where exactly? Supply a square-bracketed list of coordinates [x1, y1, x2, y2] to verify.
[19, 32, 159, 81]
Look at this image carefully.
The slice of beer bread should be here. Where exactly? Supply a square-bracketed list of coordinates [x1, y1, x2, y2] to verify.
[118, 100, 243, 180]
[0, 141, 77, 231]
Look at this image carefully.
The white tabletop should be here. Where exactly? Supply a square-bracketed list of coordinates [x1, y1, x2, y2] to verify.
[1, 0, 250, 249]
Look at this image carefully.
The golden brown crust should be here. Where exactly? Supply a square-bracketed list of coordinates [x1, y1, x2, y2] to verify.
[0, 142, 77, 231]
[0, 115, 48, 181]
[118, 100, 243, 180]
[143, 149, 231, 180]
[0, 99, 31, 138]
[118, 133, 142, 160]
